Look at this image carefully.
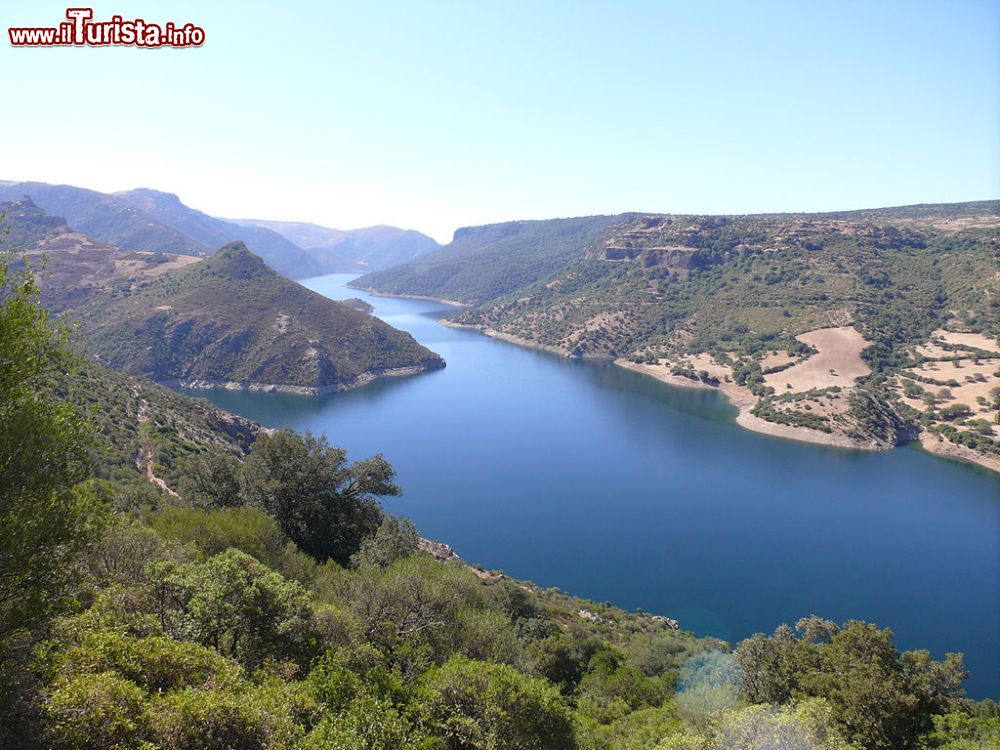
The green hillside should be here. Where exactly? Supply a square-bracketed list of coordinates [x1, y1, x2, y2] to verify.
[59, 358, 260, 490]
[450, 204, 999, 361]
[352, 215, 624, 304]
[69, 242, 444, 392]
[1, 201, 444, 394]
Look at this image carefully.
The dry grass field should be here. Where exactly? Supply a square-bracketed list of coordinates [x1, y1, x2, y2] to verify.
[764, 326, 871, 393]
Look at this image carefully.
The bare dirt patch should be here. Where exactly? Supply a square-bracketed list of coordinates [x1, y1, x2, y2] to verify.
[764, 326, 871, 393]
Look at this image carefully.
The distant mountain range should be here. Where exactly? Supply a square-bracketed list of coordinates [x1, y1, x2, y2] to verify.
[0, 180, 438, 279]
[2, 197, 444, 393]
[232, 219, 439, 274]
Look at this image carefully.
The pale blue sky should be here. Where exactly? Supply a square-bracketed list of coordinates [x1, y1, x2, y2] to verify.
[2, 1, 997, 242]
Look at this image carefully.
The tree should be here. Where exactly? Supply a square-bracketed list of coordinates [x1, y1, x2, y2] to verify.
[239, 430, 398, 565]
[0, 249, 104, 732]
[176, 450, 242, 508]
[734, 619, 967, 750]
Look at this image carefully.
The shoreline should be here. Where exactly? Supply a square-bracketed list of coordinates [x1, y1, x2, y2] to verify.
[441, 320, 584, 358]
[311, 292, 999, 473]
[918, 432, 1000, 475]
[615, 359, 875, 450]
[347, 285, 469, 307]
[439, 320, 879, 452]
[168, 363, 442, 397]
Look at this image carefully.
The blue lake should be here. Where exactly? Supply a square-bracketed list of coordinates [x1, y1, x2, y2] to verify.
[185, 273, 1000, 698]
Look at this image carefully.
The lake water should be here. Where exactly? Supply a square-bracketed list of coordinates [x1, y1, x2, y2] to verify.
[185, 273, 1000, 697]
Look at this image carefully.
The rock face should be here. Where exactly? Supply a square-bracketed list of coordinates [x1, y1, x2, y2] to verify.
[418, 538, 459, 562]
[603, 243, 706, 270]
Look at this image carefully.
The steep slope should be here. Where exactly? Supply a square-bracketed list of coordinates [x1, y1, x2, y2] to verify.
[68, 242, 443, 393]
[60, 359, 260, 489]
[116, 189, 324, 278]
[235, 218, 440, 272]
[0, 181, 204, 254]
[351, 215, 624, 304]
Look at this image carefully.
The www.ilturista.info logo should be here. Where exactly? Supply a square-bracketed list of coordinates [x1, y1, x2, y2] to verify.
[9, 8, 204, 48]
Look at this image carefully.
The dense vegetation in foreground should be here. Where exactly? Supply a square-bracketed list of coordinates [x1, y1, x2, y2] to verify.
[3, 253, 999, 750]
[355, 202, 1000, 466]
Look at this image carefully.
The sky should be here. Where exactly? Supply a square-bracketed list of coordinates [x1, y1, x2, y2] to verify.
[1, 1, 998, 243]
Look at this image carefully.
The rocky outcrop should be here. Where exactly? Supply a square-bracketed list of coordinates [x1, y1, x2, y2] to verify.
[418, 537, 459, 562]
[603, 243, 706, 270]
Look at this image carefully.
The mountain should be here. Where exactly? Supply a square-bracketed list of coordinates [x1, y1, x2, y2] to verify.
[66, 243, 444, 393]
[0, 180, 203, 255]
[2, 200, 444, 394]
[0, 196, 204, 313]
[0, 181, 324, 279]
[354, 202, 1000, 470]
[115, 188, 324, 278]
[351, 215, 622, 304]
[234, 218, 440, 272]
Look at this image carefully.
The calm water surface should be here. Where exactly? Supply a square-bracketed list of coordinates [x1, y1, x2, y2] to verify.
[185, 273, 1000, 697]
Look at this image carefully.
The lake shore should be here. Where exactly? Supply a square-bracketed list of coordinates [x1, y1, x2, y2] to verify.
[918, 432, 1000, 474]
[168, 363, 441, 397]
[441, 321, 583, 357]
[440, 319, 875, 451]
[339, 290, 998, 473]
[348, 286, 468, 307]
[614, 359, 876, 451]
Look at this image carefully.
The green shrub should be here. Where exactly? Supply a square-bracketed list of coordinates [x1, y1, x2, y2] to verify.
[44, 672, 149, 750]
[419, 655, 576, 750]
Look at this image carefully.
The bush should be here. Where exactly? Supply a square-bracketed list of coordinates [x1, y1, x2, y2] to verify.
[151, 688, 272, 750]
[146, 506, 290, 568]
[47, 629, 241, 693]
[150, 549, 318, 670]
[419, 655, 576, 750]
[44, 672, 149, 750]
[302, 694, 431, 750]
